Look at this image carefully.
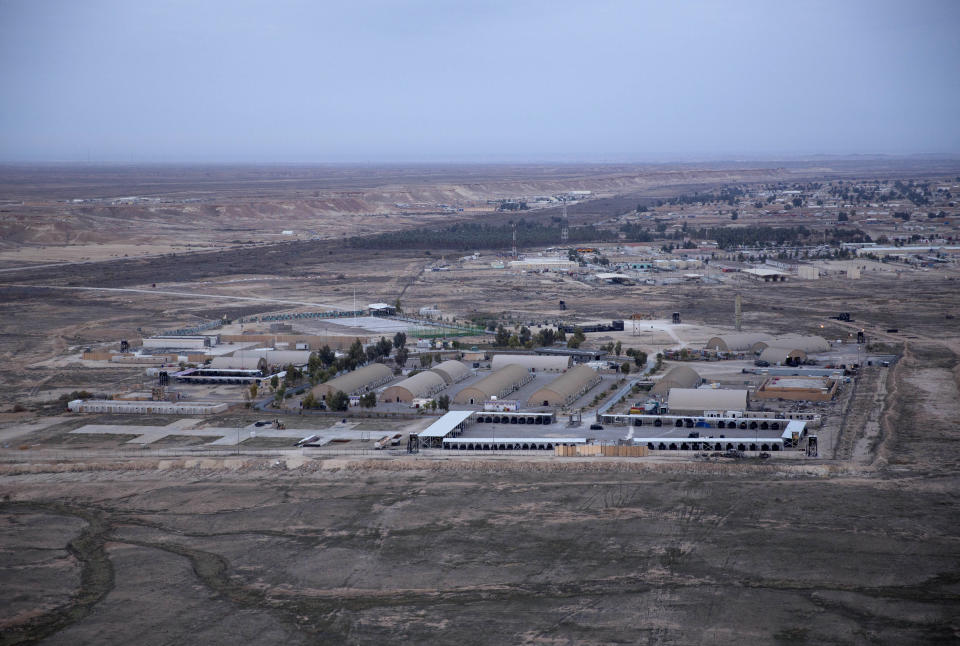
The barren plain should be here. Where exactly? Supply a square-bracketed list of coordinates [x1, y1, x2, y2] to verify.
[1, 162, 959, 645]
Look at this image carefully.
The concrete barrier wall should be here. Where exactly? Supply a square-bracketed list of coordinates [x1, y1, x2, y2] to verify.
[555, 444, 649, 457]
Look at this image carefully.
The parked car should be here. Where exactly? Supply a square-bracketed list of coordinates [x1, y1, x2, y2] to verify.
[589, 424, 603, 430]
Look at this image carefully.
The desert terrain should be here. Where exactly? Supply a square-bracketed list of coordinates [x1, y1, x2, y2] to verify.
[1, 162, 959, 644]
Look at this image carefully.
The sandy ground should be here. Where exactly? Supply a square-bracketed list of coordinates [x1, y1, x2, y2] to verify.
[0, 243, 222, 266]
[2, 164, 959, 644]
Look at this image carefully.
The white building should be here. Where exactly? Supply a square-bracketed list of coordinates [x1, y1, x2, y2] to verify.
[67, 400, 229, 415]
[508, 257, 577, 272]
[142, 336, 214, 350]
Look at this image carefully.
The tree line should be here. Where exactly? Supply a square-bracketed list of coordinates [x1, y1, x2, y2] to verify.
[347, 221, 618, 251]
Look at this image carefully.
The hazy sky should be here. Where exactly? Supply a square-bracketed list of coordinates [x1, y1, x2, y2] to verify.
[1, 0, 958, 162]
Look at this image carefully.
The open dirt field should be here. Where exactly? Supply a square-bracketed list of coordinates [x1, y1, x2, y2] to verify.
[1, 163, 959, 644]
[1, 348, 958, 645]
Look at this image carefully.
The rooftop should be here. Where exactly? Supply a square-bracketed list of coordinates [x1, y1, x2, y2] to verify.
[418, 410, 474, 439]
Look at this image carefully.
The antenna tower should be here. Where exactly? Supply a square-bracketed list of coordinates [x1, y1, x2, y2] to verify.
[512, 222, 518, 258]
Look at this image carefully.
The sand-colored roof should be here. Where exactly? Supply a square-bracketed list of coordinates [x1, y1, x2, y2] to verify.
[491, 354, 571, 372]
[651, 365, 702, 395]
[527, 365, 600, 407]
[703, 334, 772, 353]
[312, 363, 394, 396]
[667, 388, 748, 412]
[381, 370, 446, 401]
[757, 335, 830, 354]
[758, 346, 806, 364]
[431, 360, 471, 384]
[453, 365, 531, 403]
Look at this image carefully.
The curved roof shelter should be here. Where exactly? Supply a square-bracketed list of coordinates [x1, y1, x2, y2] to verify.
[758, 346, 807, 365]
[432, 360, 471, 384]
[453, 365, 532, 404]
[757, 335, 830, 354]
[211, 350, 312, 370]
[703, 334, 772, 353]
[667, 388, 748, 414]
[651, 365, 702, 396]
[527, 365, 601, 407]
[312, 363, 394, 397]
[491, 354, 571, 372]
[381, 371, 447, 403]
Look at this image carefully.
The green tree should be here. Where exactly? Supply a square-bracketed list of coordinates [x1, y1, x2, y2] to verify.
[348, 339, 365, 365]
[421, 352, 434, 368]
[318, 345, 335, 367]
[534, 328, 555, 347]
[518, 326, 531, 345]
[567, 327, 586, 349]
[437, 394, 450, 411]
[360, 391, 377, 408]
[495, 325, 511, 346]
[614, 341, 622, 357]
[395, 347, 409, 368]
[621, 361, 631, 374]
[283, 364, 302, 385]
[393, 331, 407, 351]
[269, 375, 279, 392]
[326, 390, 350, 412]
[249, 383, 259, 400]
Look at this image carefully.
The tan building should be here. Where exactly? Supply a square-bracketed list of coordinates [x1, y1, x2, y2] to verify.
[651, 366, 702, 396]
[526, 365, 600, 408]
[312, 363, 394, 398]
[667, 388, 749, 415]
[705, 333, 829, 355]
[431, 360, 471, 384]
[490, 354, 570, 373]
[704, 334, 772, 353]
[453, 365, 532, 405]
[757, 346, 806, 365]
[381, 371, 447, 403]
[754, 335, 830, 354]
[753, 376, 839, 402]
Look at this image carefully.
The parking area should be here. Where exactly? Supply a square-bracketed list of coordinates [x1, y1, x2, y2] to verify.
[460, 419, 628, 444]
